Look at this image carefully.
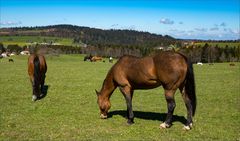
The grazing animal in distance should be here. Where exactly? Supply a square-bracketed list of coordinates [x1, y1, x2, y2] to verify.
[28, 54, 47, 101]
[109, 56, 113, 63]
[96, 51, 196, 130]
[91, 56, 103, 62]
[84, 54, 93, 61]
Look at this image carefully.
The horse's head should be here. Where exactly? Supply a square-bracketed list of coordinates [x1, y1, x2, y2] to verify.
[96, 89, 111, 119]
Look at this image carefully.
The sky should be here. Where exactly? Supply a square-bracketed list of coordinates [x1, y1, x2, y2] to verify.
[0, 0, 239, 40]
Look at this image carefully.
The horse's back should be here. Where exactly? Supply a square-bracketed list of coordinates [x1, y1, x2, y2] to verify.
[111, 52, 188, 90]
[112, 55, 158, 88]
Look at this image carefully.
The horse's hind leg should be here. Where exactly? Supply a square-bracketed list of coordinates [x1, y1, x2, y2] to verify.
[40, 74, 46, 97]
[30, 77, 37, 101]
[160, 89, 176, 129]
[32, 83, 38, 101]
[119, 86, 134, 125]
[181, 87, 193, 130]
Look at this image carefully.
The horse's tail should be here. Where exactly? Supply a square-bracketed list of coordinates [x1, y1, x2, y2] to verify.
[185, 59, 196, 116]
[33, 56, 40, 86]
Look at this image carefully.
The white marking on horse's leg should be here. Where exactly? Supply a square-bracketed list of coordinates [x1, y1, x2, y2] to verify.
[183, 125, 191, 130]
[32, 95, 37, 101]
[100, 114, 107, 119]
[160, 122, 170, 129]
[189, 123, 193, 128]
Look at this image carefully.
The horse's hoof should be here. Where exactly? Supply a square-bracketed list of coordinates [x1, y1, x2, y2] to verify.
[183, 125, 191, 130]
[100, 114, 107, 119]
[160, 122, 171, 129]
[127, 119, 134, 125]
[32, 95, 37, 101]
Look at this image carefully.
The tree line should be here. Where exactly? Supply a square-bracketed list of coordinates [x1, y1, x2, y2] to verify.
[1, 42, 239, 62]
[0, 25, 239, 62]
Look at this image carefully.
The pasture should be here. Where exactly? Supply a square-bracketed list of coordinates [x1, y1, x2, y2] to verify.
[0, 55, 239, 140]
[0, 36, 81, 47]
[193, 42, 240, 48]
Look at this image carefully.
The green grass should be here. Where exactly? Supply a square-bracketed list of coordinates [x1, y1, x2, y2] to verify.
[194, 42, 240, 48]
[0, 36, 82, 47]
[0, 55, 239, 140]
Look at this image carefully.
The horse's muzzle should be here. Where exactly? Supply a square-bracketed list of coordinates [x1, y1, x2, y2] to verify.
[100, 113, 107, 119]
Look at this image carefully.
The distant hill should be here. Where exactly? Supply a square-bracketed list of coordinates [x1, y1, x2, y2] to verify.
[0, 24, 178, 48]
[1, 25, 239, 62]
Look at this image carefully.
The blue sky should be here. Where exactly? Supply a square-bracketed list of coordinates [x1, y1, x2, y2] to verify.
[0, 0, 239, 40]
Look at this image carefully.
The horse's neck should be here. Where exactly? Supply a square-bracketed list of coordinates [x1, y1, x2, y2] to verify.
[100, 72, 116, 99]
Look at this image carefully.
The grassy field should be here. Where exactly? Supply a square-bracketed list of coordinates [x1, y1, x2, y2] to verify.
[194, 42, 240, 48]
[0, 36, 82, 47]
[0, 55, 239, 140]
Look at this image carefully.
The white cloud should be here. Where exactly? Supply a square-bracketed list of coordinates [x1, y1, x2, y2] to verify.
[110, 24, 136, 30]
[159, 18, 174, 25]
[125, 25, 136, 30]
[0, 21, 22, 26]
[223, 28, 240, 34]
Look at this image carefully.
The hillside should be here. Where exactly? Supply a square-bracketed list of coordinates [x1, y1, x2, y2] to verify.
[0, 24, 178, 48]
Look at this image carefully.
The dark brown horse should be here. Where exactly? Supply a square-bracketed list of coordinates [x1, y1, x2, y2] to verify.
[28, 54, 47, 101]
[96, 51, 196, 130]
[84, 54, 93, 61]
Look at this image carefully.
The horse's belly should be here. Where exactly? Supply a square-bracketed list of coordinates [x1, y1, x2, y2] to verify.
[131, 79, 161, 89]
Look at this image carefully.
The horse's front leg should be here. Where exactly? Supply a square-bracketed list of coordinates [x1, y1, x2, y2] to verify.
[120, 86, 134, 125]
[160, 89, 176, 128]
[32, 82, 38, 101]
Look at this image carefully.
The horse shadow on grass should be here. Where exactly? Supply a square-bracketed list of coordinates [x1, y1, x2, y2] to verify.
[108, 110, 187, 125]
[38, 85, 50, 100]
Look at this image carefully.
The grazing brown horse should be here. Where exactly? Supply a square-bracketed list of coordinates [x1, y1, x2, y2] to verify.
[96, 51, 196, 130]
[91, 56, 102, 62]
[28, 54, 47, 101]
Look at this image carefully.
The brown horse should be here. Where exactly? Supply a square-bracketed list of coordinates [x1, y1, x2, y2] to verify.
[28, 54, 47, 101]
[96, 51, 196, 130]
[91, 56, 102, 62]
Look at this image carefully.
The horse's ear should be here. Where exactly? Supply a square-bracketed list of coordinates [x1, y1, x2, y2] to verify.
[95, 89, 100, 96]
